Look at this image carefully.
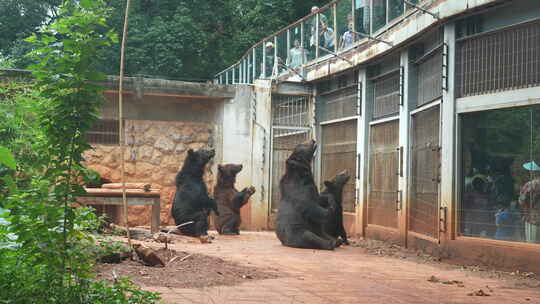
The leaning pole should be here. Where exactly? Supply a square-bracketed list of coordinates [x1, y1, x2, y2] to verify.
[119, 0, 132, 248]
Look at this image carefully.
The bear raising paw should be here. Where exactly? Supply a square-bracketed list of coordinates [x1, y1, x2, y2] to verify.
[276, 140, 338, 250]
[213, 164, 256, 235]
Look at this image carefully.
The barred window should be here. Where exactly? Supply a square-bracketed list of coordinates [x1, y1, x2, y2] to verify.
[456, 20, 540, 97]
[86, 119, 119, 145]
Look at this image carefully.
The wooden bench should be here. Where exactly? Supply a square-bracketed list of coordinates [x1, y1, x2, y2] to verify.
[78, 188, 161, 233]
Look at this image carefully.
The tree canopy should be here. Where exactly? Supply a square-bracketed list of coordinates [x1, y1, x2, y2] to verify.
[1, 0, 329, 80]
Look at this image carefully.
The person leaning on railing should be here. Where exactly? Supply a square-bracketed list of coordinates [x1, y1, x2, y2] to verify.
[319, 19, 335, 50]
[287, 39, 308, 70]
[309, 6, 328, 48]
[340, 22, 355, 50]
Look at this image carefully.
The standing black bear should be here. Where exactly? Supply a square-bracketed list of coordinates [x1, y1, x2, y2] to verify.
[276, 140, 338, 250]
[319, 170, 351, 245]
[213, 164, 256, 235]
[171, 148, 219, 237]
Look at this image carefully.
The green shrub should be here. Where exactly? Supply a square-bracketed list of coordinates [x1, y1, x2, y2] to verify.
[0, 0, 161, 302]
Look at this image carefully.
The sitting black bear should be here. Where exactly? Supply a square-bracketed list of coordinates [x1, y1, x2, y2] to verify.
[171, 148, 219, 237]
[319, 170, 351, 245]
[275, 140, 338, 250]
[213, 164, 256, 235]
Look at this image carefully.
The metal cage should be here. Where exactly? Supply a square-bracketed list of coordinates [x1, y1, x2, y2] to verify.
[409, 105, 441, 238]
[270, 94, 313, 212]
[456, 19, 540, 98]
[321, 119, 358, 213]
[368, 120, 399, 228]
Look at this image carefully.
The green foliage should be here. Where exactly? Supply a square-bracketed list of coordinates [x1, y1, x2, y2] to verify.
[0, 1, 159, 303]
[4, 0, 329, 80]
[82, 279, 161, 303]
[0, 0, 62, 56]
[87, 234, 131, 261]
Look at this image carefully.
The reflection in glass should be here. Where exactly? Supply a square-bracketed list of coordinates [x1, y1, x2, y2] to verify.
[355, 0, 370, 34]
[305, 16, 317, 62]
[336, 0, 354, 50]
[372, 0, 387, 33]
[277, 32, 288, 75]
[388, 0, 404, 21]
[461, 106, 540, 244]
[254, 45, 263, 81]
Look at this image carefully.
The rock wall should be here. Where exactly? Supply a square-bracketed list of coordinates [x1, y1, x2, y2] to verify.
[83, 119, 215, 227]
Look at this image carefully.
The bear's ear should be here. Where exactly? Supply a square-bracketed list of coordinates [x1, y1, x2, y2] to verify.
[187, 149, 194, 156]
[324, 181, 333, 189]
[218, 164, 224, 172]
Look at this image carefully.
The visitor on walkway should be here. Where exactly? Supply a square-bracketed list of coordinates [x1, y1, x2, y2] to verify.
[287, 39, 307, 70]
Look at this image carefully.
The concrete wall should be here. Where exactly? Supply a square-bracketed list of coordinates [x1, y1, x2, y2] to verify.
[220, 82, 272, 230]
[102, 93, 219, 124]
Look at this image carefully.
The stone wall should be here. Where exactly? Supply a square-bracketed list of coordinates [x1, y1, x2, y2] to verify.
[83, 119, 215, 227]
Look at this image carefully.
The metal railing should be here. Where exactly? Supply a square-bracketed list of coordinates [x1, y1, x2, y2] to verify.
[215, 0, 427, 84]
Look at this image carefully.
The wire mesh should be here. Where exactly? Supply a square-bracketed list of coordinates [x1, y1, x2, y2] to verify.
[409, 105, 440, 239]
[368, 120, 399, 228]
[321, 119, 358, 213]
[456, 19, 540, 98]
[86, 119, 120, 145]
[318, 71, 359, 121]
[417, 49, 443, 107]
[372, 72, 400, 119]
[271, 95, 313, 212]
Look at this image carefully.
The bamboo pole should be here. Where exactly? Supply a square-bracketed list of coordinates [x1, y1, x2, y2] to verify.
[119, 0, 132, 248]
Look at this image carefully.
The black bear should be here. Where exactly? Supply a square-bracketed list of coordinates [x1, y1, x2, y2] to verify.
[319, 170, 351, 245]
[171, 148, 219, 237]
[275, 140, 338, 250]
[213, 164, 256, 235]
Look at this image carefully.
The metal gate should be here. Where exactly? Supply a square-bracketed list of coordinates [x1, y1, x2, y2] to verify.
[409, 105, 441, 239]
[270, 94, 312, 213]
[321, 120, 357, 213]
[368, 120, 399, 228]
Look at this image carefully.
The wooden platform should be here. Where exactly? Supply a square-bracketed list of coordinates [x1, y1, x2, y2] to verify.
[78, 188, 161, 233]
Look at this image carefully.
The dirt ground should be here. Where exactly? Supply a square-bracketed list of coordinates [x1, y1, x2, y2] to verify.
[95, 246, 282, 289]
[99, 230, 540, 304]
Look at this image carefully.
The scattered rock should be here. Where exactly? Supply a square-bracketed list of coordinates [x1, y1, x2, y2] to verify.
[428, 276, 440, 283]
[442, 280, 463, 285]
[467, 289, 491, 296]
[153, 232, 174, 244]
[199, 235, 212, 244]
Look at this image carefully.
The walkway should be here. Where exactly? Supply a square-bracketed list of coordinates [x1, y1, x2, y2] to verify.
[141, 232, 540, 304]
